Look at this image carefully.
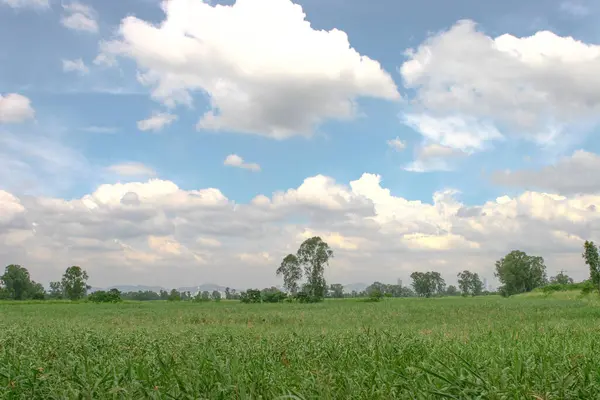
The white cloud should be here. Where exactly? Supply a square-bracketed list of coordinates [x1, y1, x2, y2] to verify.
[387, 137, 406, 151]
[62, 58, 90, 75]
[1, 171, 598, 288]
[107, 162, 156, 178]
[399, 20, 600, 150]
[0, 0, 48, 9]
[97, 0, 399, 139]
[492, 150, 600, 195]
[0, 93, 35, 123]
[137, 112, 177, 131]
[405, 143, 467, 172]
[223, 154, 261, 172]
[61, 2, 98, 33]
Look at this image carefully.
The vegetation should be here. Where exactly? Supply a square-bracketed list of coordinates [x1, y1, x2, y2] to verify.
[2, 296, 600, 398]
[88, 288, 122, 303]
[457, 270, 484, 296]
[410, 271, 446, 297]
[495, 250, 547, 296]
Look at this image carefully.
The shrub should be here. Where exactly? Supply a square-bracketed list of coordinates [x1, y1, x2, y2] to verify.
[240, 289, 262, 303]
[88, 289, 122, 303]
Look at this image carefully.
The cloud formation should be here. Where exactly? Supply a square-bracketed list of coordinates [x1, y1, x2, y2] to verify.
[0, 93, 35, 123]
[107, 162, 156, 178]
[492, 150, 600, 195]
[0, 0, 48, 9]
[61, 2, 98, 33]
[400, 20, 600, 150]
[62, 58, 90, 75]
[1, 171, 598, 288]
[223, 154, 261, 172]
[97, 0, 399, 138]
[137, 112, 177, 132]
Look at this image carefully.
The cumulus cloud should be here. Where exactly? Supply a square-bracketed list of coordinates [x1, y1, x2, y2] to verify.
[96, 0, 399, 138]
[1, 171, 597, 288]
[62, 58, 90, 75]
[0, 0, 48, 9]
[107, 162, 156, 178]
[223, 154, 261, 172]
[137, 112, 177, 131]
[492, 150, 600, 195]
[0, 93, 35, 123]
[61, 2, 98, 33]
[399, 19, 600, 150]
[387, 137, 406, 151]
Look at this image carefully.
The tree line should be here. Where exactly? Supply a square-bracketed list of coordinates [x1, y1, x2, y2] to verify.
[2, 238, 600, 303]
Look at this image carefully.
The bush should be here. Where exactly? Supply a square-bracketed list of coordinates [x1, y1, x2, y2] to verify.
[88, 289, 122, 303]
[261, 288, 287, 303]
[240, 289, 262, 303]
[365, 289, 384, 302]
[581, 280, 596, 295]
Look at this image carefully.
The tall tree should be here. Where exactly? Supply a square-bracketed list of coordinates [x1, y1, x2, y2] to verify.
[61, 266, 90, 301]
[549, 272, 574, 285]
[1, 265, 34, 300]
[276, 254, 302, 295]
[329, 283, 344, 298]
[583, 241, 600, 290]
[457, 270, 484, 296]
[495, 250, 547, 296]
[410, 272, 445, 298]
[211, 290, 222, 301]
[296, 237, 334, 300]
[48, 281, 64, 299]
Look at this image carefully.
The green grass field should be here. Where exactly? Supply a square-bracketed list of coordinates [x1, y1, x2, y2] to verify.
[1, 295, 600, 399]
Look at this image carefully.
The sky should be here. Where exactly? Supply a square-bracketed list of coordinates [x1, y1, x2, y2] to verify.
[1, 0, 600, 290]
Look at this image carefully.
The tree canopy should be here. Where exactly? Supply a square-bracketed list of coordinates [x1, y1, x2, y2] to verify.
[495, 250, 547, 296]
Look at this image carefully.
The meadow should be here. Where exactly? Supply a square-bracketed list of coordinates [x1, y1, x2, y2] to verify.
[1, 294, 600, 399]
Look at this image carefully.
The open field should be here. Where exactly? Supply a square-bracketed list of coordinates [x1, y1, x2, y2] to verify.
[2, 295, 600, 399]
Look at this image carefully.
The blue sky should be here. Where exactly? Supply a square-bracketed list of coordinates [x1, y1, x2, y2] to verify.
[1, 0, 600, 288]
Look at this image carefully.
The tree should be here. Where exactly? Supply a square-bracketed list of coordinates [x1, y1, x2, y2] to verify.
[296, 237, 334, 301]
[457, 270, 484, 296]
[549, 272, 574, 285]
[329, 283, 344, 298]
[495, 250, 547, 297]
[159, 290, 169, 300]
[48, 281, 64, 299]
[583, 241, 600, 290]
[89, 289, 122, 303]
[29, 282, 46, 300]
[61, 266, 90, 301]
[1, 265, 33, 300]
[201, 291, 210, 301]
[211, 290, 221, 301]
[410, 271, 446, 297]
[446, 285, 459, 296]
[225, 287, 232, 300]
[168, 289, 181, 301]
[276, 254, 302, 295]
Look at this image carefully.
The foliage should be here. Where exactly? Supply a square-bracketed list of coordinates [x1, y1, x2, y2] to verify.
[3, 298, 600, 398]
[48, 281, 64, 299]
[276, 254, 302, 295]
[211, 290, 222, 302]
[365, 288, 383, 302]
[88, 289, 122, 303]
[240, 289, 262, 303]
[0, 265, 45, 300]
[167, 289, 181, 301]
[549, 272, 574, 285]
[261, 287, 287, 303]
[457, 270, 484, 296]
[445, 285, 459, 296]
[410, 271, 446, 297]
[61, 266, 90, 301]
[494, 250, 547, 297]
[121, 290, 161, 301]
[583, 241, 600, 291]
[329, 283, 344, 298]
[277, 237, 333, 302]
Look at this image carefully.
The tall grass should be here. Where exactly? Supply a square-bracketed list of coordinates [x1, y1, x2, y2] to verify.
[1, 296, 599, 398]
